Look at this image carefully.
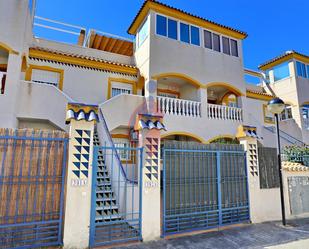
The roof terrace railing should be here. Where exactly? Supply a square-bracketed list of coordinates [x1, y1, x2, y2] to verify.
[33, 16, 134, 47]
[33, 16, 86, 44]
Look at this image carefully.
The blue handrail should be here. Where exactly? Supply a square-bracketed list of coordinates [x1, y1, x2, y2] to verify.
[98, 109, 138, 185]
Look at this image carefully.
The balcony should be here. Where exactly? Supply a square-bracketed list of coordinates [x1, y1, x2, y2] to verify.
[157, 96, 243, 122]
[157, 96, 201, 117]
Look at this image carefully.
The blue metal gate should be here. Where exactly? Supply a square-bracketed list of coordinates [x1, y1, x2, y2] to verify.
[90, 143, 143, 247]
[162, 142, 249, 236]
[0, 129, 68, 249]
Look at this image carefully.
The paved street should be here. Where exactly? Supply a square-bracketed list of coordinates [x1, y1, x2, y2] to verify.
[117, 219, 309, 249]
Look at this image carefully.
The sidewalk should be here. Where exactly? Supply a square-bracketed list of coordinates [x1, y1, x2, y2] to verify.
[116, 219, 309, 249]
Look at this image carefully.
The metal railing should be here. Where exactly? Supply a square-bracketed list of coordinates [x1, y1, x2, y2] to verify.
[157, 96, 201, 117]
[208, 103, 243, 121]
[33, 16, 85, 44]
[33, 16, 133, 46]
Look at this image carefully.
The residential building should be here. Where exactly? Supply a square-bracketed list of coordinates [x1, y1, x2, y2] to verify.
[0, 1, 308, 248]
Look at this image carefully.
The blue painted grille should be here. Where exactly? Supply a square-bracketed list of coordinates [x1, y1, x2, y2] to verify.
[163, 145, 249, 236]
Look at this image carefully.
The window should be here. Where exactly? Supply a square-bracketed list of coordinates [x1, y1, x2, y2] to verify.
[280, 105, 293, 121]
[190, 26, 200, 46]
[0, 72, 6, 94]
[137, 17, 149, 47]
[31, 69, 61, 87]
[111, 83, 132, 97]
[204, 30, 212, 49]
[168, 19, 177, 40]
[273, 62, 290, 81]
[111, 87, 131, 97]
[113, 138, 132, 161]
[156, 15, 167, 36]
[231, 39, 238, 57]
[154, 14, 241, 57]
[303, 106, 309, 129]
[222, 37, 230, 55]
[180, 23, 190, 43]
[296, 61, 308, 78]
[264, 104, 275, 124]
[156, 15, 178, 40]
[108, 78, 135, 99]
[213, 34, 220, 52]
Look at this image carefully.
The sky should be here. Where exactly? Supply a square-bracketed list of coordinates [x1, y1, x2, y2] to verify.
[34, 0, 309, 72]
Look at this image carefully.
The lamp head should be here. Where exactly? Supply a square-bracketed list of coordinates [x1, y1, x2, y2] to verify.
[267, 98, 285, 114]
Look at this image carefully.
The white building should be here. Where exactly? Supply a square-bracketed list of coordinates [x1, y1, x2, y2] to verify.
[1, 0, 308, 148]
[1, 1, 309, 248]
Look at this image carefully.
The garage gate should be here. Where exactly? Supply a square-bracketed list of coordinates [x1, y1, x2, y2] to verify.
[162, 141, 250, 236]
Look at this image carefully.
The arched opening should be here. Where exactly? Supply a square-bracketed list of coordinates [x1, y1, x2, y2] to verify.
[206, 83, 243, 107]
[208, 136, 239, 144]
[153, 73, 203, 117]
[161, 132, 205, 143]
[153, 73, 201, 102]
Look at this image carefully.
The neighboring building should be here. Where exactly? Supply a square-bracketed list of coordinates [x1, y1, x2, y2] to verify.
[259, 51, 309, 146]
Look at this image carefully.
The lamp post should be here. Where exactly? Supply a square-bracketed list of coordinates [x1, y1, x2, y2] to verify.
[267, 97, 286, 226]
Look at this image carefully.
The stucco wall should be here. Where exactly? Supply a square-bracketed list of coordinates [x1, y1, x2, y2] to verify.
[27, 59, 138, 105]
[147, 11, 246, 93]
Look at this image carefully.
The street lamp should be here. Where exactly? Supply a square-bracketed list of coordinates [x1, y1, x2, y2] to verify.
[267, 97, 286, 226]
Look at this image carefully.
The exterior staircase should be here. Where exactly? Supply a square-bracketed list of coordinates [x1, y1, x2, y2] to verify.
[92, 128, 140, 245]
[264, 126, 307, 147]
[93, 130, 122, 222]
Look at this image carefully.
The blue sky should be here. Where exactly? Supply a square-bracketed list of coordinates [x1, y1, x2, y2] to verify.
[34, 0, 309, 71]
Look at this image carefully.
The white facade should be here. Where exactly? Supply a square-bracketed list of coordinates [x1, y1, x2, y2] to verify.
[0, 0, 308, 147]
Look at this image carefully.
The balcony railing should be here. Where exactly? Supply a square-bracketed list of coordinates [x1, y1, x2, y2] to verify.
[208, 104, 243, 122]
[157, 97, 243, 121]
[157, 96, 201, 117]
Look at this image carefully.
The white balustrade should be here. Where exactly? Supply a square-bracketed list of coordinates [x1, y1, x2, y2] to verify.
[207, 103, 243, 122]
[157, 96, 201, 117]
[157, 97, 243, 121]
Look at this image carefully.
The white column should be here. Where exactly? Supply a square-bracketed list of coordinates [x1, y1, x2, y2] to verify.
[239, 136, 261, 223]
[63, 119, 95, 249]
[138, 128, 161, 241]
[145, 79, 157, 114]
[198, 87, 207, 118]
